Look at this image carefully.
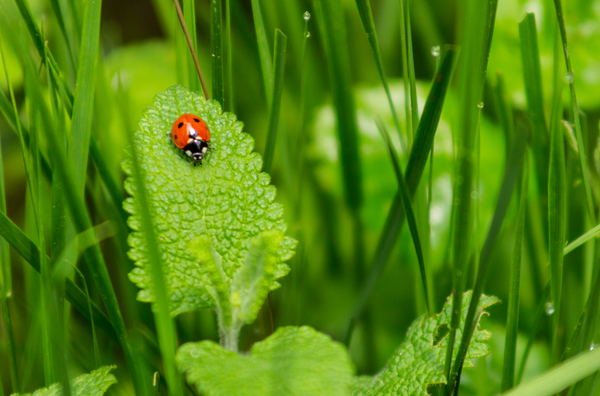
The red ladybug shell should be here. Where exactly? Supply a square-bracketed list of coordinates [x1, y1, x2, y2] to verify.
[171, 114, 211, 149]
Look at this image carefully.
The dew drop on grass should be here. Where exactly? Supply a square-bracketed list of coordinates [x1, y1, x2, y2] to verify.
[431, 45, 440, 57]
[306, 31, 311, 38]
[477, 101, 484, 109]
[471, 190, 479, 199]
[564, 71, 575, 84]
[590, 343, 596, 351]
[303, 11, 311, 21]
[190, 349, 200, 358]
[545, 302, 555, 315]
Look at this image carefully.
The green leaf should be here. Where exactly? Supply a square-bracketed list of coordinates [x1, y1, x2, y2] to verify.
[352, 291, 499, 396]
[176, 326, 354, 396]
[123, 85, 296, 316]
[11, 366, 116, 396]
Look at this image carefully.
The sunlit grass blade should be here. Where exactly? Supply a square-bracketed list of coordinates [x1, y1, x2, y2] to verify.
[491, 72, 514, 159]
[503, 348, 600, 396]
[250, 0, 273, 106]
[262, 29, 287, 174]
[519, 13, 549, 215]
[354, 0, 406, 152]
[502, 161, 529, 391]
[13, 0, 44, 56]
[443, 0, 497, 388]
[211, 0, 224, 107]
[563, 224, 600, 256]
[447, 122, 529, 394]
[377, 120, 430, 315]
[343, 47, 458, 340]
[125, 111, 183, 395]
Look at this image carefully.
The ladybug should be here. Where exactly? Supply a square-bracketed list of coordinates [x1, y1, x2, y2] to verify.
[170, 114, 211, 164]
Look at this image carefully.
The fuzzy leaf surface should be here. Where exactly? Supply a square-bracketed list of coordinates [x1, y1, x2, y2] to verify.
[123, 85, 295, 315]
[176, 326, 354, 396]
[11, 366, 116, 396]
[352, 291, 499, 396]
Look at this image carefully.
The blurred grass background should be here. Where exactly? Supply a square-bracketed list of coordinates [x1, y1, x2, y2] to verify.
[1, 0, 600, 394]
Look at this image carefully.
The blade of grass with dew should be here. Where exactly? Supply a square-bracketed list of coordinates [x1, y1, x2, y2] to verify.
[183, 0, 199, 92]
[262, 29, 287, 174]
[552, 0, 596, 225]
[69, 0, 101, 193]
[211, 0, 224, 107]
[21, 44, 148, 396]
[354, 0, 406, 153]
[443, 0, 497, 387]
[447, 122, 529, 395]
[502, 161, 529, 391]
[502, 348, 600, 396]
[343, 47, 458, 341]
[519, 13, 549, 215]
[398, 0, 414, 147]
[250, 0, 273, 105]
[125, 110, 183, 396]
[377, 120, 430, 315]
[0, 211, 118, 343]
[548, 82, 566, 363]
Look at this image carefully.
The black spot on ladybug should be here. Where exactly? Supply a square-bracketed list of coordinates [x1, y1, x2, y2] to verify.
[193, 118, 200, 123]
[178, 122, 184, 128]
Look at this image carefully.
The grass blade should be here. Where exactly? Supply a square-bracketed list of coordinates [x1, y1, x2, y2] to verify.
[519, 13, 549, 219]
[354, 0, 406, 152]
[548, 82, 566, 363]
[344, 47, 458, 338]
[183, 0, 199, 92]
[502, 161, 529, 391]
[377, 121, 430, 315]
[314, 0, 362, 211]
[125, 106, 183, 396]
[49, 0, 77, 71]
[443, 0, 497, 388]
[250, 0, 273, 106]
[502, 348, 600, 396]
[262, 29, 287, 174]
[69, 0, 101, 195]
[564, 224, 600, 256]
[224, 0, 233, 111]
[447, 122, 529, 394]
[211, 0, 224, 107]
[552, 0, 596, 225]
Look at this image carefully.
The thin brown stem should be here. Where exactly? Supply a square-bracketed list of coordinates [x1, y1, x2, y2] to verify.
[173, 0, 209, 99]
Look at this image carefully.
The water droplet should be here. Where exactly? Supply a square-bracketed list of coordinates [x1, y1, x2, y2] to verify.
[303, 11, 311, 21]
[564, 71, 575, 84]
[545, 302, 555, 315]
[306, 31, 311, 38]
[431, 45, 440, 57]
[471, 190, 479, 199]
[590, 343, 596, 351]
[190, 349, 200, 358]
[477, 101, 484, 109]
[212, 54, 215, 57]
